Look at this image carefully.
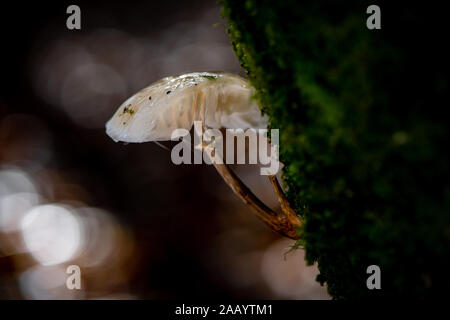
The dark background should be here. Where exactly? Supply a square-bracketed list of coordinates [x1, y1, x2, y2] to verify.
[0, 1, 328, 299]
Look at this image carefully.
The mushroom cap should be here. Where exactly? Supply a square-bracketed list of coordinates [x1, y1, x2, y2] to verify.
[105, 72, 268, 143]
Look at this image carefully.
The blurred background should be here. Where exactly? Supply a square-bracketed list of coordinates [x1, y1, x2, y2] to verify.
[0, 0, 329, 299]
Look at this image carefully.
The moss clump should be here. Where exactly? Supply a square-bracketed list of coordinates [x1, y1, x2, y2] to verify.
[123, 105, 135, 115]
[221, 0, 450, 299]
[201, 75, 218, 81]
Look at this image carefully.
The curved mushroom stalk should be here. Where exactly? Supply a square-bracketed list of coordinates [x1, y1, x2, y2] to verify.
[198, 121, 302, 239]
[268, 174, 302, 231]
[106, 71, 302, 239]
[212, 162, 301, 239]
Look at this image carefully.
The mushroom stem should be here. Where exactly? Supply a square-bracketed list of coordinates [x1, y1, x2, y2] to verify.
[268, 175, 302, 231]
[198, 124, 300, 239]
[212, 162, 301, 239]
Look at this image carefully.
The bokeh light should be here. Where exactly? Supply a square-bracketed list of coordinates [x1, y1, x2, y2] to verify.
[20, 204, 82, 266]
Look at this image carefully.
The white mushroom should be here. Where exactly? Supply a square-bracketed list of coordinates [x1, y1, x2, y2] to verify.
[106, 72, 301, 239]
[106, 72, 267, 143]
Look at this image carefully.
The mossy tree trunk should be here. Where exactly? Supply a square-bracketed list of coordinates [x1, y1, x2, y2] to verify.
[221, 0, 450, 299]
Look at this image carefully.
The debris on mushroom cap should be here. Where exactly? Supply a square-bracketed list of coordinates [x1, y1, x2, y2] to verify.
[105, 72, 268, 143]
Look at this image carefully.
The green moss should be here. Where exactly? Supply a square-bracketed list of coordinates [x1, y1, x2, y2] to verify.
[123, 105, 135, 115]
[221, 0, 450, 299]
[202, 75, 218, 81]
